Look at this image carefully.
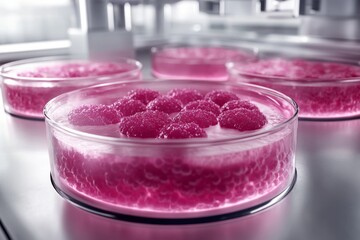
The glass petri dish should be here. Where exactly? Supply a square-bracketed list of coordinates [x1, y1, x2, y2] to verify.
[0, 56, 142, 120]
[44, 80, 298, 220]
[151, 45, 256, 81]
[227, 55, 360, 120]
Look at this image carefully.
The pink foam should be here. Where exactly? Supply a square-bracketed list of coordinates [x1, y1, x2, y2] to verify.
[53, 129, 294, 212]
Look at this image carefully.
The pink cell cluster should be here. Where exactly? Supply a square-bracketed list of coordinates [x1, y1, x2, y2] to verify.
[234, 58, 360, 119]
[2, 61, 140, 119]
[183, 100, 221, 116]
[50, 87, 294, 214]
[111, 98, 146, 117]
[152, 47, 255, 81]
[173, 110, 218, 128]
[219, 108, 267, 131]
[205, 90, 239, 107]
[221, 100, 259, 112]
[147, 96, 182, 114]
[119, 111, 171, 138]
[159, 122, 207, 139]
[68, 88, 267, 137]
[167, 88, 204, 106]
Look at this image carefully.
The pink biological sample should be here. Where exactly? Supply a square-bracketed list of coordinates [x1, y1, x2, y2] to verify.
[230, 58, 360, 119]
[1, 59, 141, 119]
[152, 47, 255, 81]
[46, 83, 298, 218]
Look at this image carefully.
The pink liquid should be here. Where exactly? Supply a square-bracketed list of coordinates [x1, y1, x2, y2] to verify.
[152, 47, 255, 81]
[232, 58, 360, 119]
[2, 61, 141, 119]
[50, 97, 296, 217]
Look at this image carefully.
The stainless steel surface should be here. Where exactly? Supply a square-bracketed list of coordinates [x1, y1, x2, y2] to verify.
[72, 0, 109, 31]
[4, 32, 360, 63]
[199, 0, 256, 16]
[0, 232, 7, 240]
[0, 222, 9, 240]
[69, 0, 134, 58]
[0, 49, 360, 240]
[0, 40, 70, 63]
[300, 15, 360, 41]
[299, 0, 360, 40]
[0, 1, 72, 45]
[68, 29, 135, 58]
[300, 0, 359, 17]
[0, 36, 165, 63]
[3, 0, 360, 61]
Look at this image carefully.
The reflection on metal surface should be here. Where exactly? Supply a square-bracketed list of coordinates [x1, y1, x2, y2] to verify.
[61, 194, 291, 240]
[3, 113, 47, 151]
[298, 119, 360, 154]
[299, 0, 360, 40]
[292, 119, 360, 240]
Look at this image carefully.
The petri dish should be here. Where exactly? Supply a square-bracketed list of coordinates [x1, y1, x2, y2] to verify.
[1, 56, 142, 119]
[44, 80, 298, 220]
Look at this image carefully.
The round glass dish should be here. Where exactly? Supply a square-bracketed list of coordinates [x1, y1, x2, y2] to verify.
[151, 45, 256, 81]
[0, 56, 142, 120]
[227, 56, 360, 120]
[44, 80, 298, 220]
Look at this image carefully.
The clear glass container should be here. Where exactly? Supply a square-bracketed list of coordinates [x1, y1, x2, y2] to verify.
[227, 55, 360, 120]
[151, 45, 256, 81]
[44, 80, 298, 220]
[0, 56, 142, 120]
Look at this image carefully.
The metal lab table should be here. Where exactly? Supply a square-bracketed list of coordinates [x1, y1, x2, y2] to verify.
[1, 50, 360, 240]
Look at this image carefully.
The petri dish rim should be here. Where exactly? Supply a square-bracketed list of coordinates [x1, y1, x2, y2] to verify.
[44, 79, 299, 148]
